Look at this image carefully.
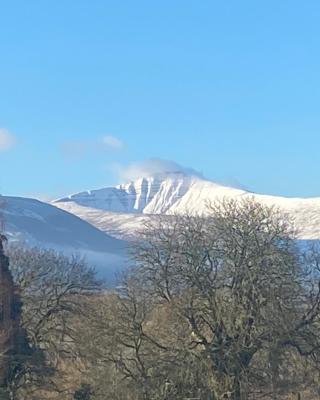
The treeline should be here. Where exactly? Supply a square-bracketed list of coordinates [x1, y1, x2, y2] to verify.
[4, 199, 320, 399]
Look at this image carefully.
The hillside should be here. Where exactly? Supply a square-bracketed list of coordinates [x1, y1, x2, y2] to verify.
[2, 196, 127, 278]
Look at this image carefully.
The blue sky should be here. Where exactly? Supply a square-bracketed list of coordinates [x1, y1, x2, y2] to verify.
[1, 1, 320, 198]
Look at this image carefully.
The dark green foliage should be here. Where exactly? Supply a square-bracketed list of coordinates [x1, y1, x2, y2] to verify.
[74, 383, 94, 400]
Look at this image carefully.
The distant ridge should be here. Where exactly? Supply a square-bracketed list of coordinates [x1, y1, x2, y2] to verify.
[3, 196, 127, 278]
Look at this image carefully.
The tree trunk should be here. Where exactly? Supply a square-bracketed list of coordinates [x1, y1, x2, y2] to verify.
[233, 379, 241, 400]
[231, 376, 248, 400]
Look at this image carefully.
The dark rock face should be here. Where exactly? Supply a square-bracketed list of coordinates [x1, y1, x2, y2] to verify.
[0, 242, 23, 387]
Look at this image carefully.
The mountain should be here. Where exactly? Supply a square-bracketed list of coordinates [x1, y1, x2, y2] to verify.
[56, 172, 196, 214]
[54, 172, 320, 241]
[2, 196, 127, 279]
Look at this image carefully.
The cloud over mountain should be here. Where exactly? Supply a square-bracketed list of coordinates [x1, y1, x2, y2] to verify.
[112, 158, 204, 182]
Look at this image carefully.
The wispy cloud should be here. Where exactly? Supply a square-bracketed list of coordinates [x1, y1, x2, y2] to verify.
[111, 158, 204, 182]
[0, 128, 16, 151]
[102, 135, 124, 150]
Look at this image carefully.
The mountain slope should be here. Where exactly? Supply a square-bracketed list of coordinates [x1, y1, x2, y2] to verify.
[2, 196, 127, 278]
[56, 172, 197, 214]
[54, 173, 320, 240]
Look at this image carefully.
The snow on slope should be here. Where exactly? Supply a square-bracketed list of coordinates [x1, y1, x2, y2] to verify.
[52, 202, 153, 240]
[2, 196, 127, 279]
[54, 173, 320, 240]
[57, 172, 196, 214]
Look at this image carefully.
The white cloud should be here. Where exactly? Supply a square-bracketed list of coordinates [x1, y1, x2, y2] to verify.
[0, 128, 16, 151]
[111, 158, 203, 182]
[102, 135, 124, 150]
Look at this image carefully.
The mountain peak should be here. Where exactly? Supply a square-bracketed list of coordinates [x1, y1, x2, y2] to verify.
[119, 169, 202, 185]
[54, 171, 202, 214]
[114, 158, 204, 183]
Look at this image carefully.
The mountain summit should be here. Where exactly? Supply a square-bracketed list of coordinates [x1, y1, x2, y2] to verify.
[54, 171, 320, 241]
[55, 171, 203, 214]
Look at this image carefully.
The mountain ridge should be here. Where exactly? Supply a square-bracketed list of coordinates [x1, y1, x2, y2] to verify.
[55, 171, 202, 214]
[53, 172, 320, 240]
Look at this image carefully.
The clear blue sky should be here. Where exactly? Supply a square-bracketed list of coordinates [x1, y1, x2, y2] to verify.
[1, 1, 320, 198]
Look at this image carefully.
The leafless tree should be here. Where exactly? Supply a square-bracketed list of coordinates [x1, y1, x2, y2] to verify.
[7, 246, 101, 399]
[113, 198, 320, 399]
[35, 198, 320, 400]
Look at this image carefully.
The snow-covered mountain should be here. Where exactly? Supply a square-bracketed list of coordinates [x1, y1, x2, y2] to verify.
[54, 172, 320, 241]
[2, 196, 127, 278]
[57, 172, 196, 214]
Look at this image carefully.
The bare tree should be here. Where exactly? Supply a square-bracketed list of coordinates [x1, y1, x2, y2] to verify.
[119, 198, 320, 399]
[46, 198, 320, 400]
[7, 246, 100, 399]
